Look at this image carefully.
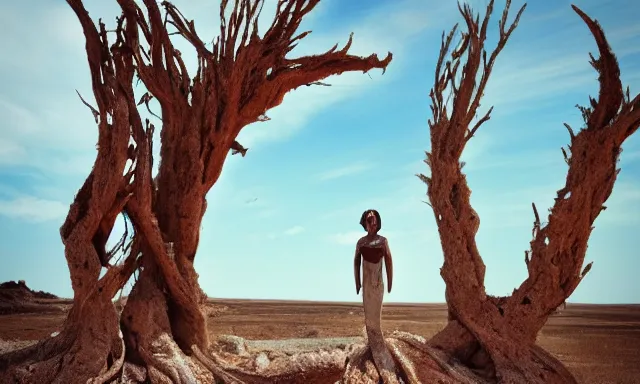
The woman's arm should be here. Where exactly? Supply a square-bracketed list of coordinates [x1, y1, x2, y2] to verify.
[384, 238, 393, 293]
[354, 240, 362, 294]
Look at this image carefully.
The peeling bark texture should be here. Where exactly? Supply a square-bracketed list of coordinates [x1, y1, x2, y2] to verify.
[0, 0, 391, 383]
[413, 1, 640, 383]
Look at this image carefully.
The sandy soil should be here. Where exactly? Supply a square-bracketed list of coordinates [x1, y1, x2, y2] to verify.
[1, 300, 639, 383]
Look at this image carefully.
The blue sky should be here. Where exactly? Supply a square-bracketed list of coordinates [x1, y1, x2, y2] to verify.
[0, 0, 639, 304]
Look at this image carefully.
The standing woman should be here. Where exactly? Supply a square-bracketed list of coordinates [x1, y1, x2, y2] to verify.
[354, 209, 398, 382]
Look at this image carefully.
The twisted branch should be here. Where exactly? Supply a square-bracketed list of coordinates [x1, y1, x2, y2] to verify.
[420, 0, 525, 314]
[506, 5, 640, 341]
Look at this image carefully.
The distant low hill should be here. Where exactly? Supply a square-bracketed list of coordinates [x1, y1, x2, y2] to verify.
[0, 280, 68, 315]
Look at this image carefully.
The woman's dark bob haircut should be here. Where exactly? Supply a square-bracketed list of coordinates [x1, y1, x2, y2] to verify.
[360, 209, 382, 232]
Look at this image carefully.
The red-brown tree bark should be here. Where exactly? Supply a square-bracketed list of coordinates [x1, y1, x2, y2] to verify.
[3, 1, 637, 383]
[0, 1, 391, 383]
[410, 1, 640, 383]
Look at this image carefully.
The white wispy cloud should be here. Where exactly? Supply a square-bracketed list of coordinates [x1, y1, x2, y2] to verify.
[328, 231, 363, 246]
[283, 225, 305, 236]
[0, 0, 439, 186]
[315, 161, 374, 181]
[0, 195, 67, 223]
[0, 139, 26, 163]
[467, 177, 640, 231]
[236, 0, 448, 148]
[475, 9, 640, 115]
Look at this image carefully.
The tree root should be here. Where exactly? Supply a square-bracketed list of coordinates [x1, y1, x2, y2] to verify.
[138, 333, 211, 384]
[191, 343, 351, 384]
[0, 328, 121, 384]
[192, 346, 247, 383]
[0, 331, 73, 375]
[390, 331, 486, 384]
[87, 329, 125, 384]
[428, 319, 578, 384]
[115, 331, 569, 384]
[0, 300, 121, 384]
[342, 331, 489, 384]
[182, 331, 490, 384]
[1, 327, 575, 384]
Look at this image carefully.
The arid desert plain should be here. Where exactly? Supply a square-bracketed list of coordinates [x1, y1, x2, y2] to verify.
[1, 291, 639, 384]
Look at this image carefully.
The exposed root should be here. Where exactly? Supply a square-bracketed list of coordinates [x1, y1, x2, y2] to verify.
[390, 331, 484, 384]
[181, 332, 491, 384]
[342, 331, 488, 384]
[343, 346, 382, 383]
[0, 301, 121, 384]
[121, 362, 148, 383]
[0, 329, 580, 384]
[138, 333, 209, 384]
[192, 346, 247, 383]
[221, 349, 346, 383]
[0, 332, 73, 374]
[87, 329, 125, 384]
[189, 338, 355, 384]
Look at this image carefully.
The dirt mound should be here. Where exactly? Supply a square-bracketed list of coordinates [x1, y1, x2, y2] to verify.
[0, 280, 66, 315]
[0, 280, 58, 301]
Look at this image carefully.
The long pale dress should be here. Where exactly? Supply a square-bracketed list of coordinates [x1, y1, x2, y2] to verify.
[360, 244, 398, 382]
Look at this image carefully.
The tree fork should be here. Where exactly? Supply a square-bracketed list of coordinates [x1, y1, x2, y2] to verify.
[416, 1, 640, 384]
[0, 0, 392, 382]
[113, 0, 393, 378]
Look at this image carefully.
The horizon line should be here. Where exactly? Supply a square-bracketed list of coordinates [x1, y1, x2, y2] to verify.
[107, 297, 638, 306]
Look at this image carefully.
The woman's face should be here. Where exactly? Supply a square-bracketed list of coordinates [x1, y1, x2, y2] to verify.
[366, 212, 377, 232]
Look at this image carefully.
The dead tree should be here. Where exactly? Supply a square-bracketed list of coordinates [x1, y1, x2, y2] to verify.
[409, 1, 639, 383]
[0, 0, 391, 383]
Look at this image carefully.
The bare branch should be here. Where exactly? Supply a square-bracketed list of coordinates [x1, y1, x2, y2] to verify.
[531, 202, 540, 228]
[429, 0, 525, 160]
[230, 141, 248, 157]
[137, 92, 162, 121]
[417, 173, 431, 187]
[75, 90, 100, 124]
[424, 1, 525, 315]
[465, 106, 493, 142]
[506, 6, 640, 343]
[563, 122, 575, 141]
[572, 5, 623, 129]
[580, 261, 593, 278]
[561, 147, 570, 165]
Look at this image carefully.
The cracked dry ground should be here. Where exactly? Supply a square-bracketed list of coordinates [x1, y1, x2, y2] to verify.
[1, 301, 639, 383]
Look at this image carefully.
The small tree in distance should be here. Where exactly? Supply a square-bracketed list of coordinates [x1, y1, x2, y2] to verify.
[0, 0, 391, 382]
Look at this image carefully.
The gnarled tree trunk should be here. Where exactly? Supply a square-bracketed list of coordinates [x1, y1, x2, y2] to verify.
[0, 27, 138, 380]
[0, 0, 391, 383]
[409, 1, 640, 383]
[3, 1, 636, 384]
[345, 3, 639, 383]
